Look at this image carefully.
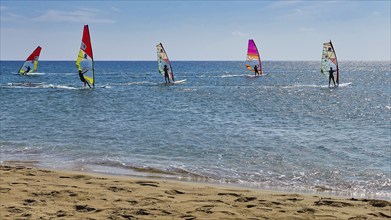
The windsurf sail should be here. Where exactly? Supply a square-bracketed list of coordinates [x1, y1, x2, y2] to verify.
[321, 40, 339, 84]
[245, 39, 262, 75]
[18, 46, 42, 75]
[76, 25, 94, 87]
[156, 42, 174, 81]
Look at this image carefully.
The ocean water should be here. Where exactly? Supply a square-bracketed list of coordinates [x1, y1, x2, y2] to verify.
[1, 61, 390, 199]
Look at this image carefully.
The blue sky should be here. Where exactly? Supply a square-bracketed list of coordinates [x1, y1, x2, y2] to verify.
[1, 1, 390, 61]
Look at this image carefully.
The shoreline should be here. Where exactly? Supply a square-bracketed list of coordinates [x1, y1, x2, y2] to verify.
[1, 165, 390, 219]
[1, 160, 388, 200]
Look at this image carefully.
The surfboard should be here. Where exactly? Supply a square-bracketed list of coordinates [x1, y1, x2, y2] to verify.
[245, 73, 268, 78]
[158, 79, 187, 85]
[172, 79, 186, 84]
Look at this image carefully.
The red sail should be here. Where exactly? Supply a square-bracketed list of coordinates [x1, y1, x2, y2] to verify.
[81, 25, 93, 59]
[26, 46, 42, 61]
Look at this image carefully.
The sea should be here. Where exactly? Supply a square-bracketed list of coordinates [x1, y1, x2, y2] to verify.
[1, 61, 390, 199]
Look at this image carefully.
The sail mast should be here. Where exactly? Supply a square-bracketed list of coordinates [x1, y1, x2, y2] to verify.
[161, 43, 174, 81]
[253, 40, 262, 74]
[84, 25, 94, 88]
[329, 40, 338, 84]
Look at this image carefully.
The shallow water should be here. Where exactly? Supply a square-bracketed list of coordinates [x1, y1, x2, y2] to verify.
[1, 60, 390, 199]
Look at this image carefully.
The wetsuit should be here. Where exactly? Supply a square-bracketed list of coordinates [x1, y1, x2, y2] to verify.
[254, 66, 258, 76]
[164, 66, 170, 83]
[329, 69, 336, 87]
[25, 66, 31, 74]
[79, 70, 91, 88]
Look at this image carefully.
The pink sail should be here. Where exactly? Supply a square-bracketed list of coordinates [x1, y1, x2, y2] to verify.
[245, 39, 262, 75]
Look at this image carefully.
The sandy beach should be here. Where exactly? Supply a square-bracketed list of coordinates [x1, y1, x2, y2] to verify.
[0, 165, 389, 219]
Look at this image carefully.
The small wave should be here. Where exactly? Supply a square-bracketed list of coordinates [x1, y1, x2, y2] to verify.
[1, 83, 80, 90]
[99, 85, 112, 89]
[25, 72, 45, 76]
[280, 84, 323, 89]
[281, 82, 352, 89]
[124, 81, 154, 85]
[1, 82, 45, 89]
[1, 160, 40, 166]
[89, 160, 211, 179]
[49, 85, 79, 90]
[221, 74, 244, 78]
[179, 88, 196, 92]
[108, 81, 154, 86]
[193, 74, 242, 78]
[90, 160, 176, 175]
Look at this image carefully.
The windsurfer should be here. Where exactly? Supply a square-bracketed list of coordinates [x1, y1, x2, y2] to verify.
[164, 65, 171, 83]
[328, 67, 336, 87]
[79, 69, 91, 88]
[24, 65, 31, 74]
[254, 65, 259, 76]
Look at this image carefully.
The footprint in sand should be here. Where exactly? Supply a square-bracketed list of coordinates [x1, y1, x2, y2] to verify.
[135, 181, 159, 187]
[7, 206, 23, 214]
[315, 199, 353, 207]
[135, 209, 150, 215]
[22, 199, 36, 206]
[127, 200, 138, 205]
[195, 205, 214, 214]
[164, 189, 185, 195]
[71, 175, 91, 180]
[217, 192, 241, 197]
[220, 210, 236, 215]
[59, 176, 71, 178]
[297, 207, 316, 214]
[360, 199, 390, 208]
[107, 186, 130, 192]
[0, 187, 11, 193]
[180, 214, 196, 220]
[75, 204, 96, 212]
[235, 196, 257, 202]
[56, 210, 67, 217]
[369, 212, 391, 218]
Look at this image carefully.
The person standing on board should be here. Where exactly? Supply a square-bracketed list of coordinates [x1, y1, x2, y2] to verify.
[163, 64, 171, 83]
[79, 69, 91, 88]
[328, 67, 336, 88]
[253, 65, 259, 76]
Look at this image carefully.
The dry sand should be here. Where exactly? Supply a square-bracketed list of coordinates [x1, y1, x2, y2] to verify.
[1, 165, 390, 219]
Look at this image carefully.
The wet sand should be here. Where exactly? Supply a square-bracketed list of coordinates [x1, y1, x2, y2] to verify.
[1, 165, 390, 219]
